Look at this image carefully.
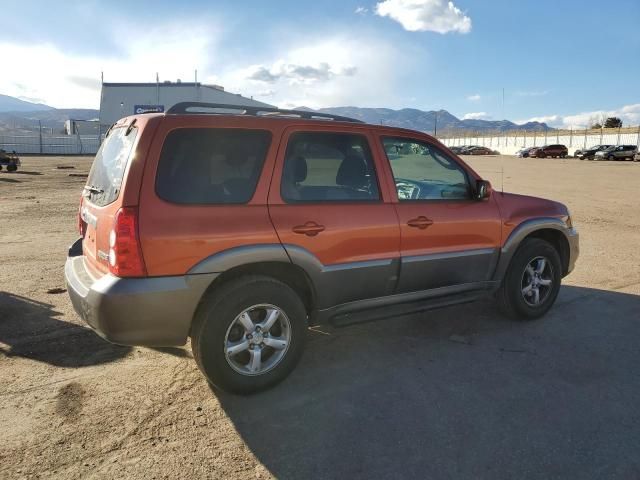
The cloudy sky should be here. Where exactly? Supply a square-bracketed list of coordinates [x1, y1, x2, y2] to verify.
[1, 0, 639, 128]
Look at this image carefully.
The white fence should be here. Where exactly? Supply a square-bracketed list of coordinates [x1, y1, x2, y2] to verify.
[3, 126, 640, 157]
[0, 133, 103, 155]
[439, 127, 640, 155]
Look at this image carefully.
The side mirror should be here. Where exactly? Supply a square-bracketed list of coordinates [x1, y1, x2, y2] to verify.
[475, 180, 492, 200]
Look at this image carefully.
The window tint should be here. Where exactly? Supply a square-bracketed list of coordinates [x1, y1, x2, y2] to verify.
[281, 132, 380, 202]
[156, 128, 271, 204]
[382, 137, 470, 201]
[86, 126, 137, 207]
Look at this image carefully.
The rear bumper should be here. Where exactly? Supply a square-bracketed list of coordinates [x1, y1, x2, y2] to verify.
[64, 247, 217, 346]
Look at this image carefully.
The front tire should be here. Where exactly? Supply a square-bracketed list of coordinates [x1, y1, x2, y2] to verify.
[191, 275, 307, 394]
[497, 238, 562, 320]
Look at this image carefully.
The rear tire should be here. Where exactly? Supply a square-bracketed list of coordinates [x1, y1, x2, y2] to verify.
[6, 164, 17, 172]
[191, 275, 307, 394]
[497, 238, 562, 320]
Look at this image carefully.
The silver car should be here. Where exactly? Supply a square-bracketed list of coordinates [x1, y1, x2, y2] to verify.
[594, 145, 637, 161]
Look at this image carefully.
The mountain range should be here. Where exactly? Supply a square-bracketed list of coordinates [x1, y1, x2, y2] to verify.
[299, 106, 550, 132]
[0, 94, 550, 133]
[0, 94, 55, 113]
[0, 95, 98, 133]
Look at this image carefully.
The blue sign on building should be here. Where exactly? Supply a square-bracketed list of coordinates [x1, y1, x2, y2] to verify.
[134, 105, 165, 114]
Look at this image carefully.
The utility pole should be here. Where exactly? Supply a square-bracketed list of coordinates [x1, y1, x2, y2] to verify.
[434, 111, 438, 137]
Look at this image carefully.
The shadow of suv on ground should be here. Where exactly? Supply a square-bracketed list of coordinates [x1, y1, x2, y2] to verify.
[0, 291, 131, 367]
[215, 285, 640, 479]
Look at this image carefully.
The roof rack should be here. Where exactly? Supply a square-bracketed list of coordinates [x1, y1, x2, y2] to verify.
[165, 102, 363, 123]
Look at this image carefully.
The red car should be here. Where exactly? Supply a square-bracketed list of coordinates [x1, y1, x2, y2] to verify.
[529, 144, 568, 158]
[65, 102, 579, 393]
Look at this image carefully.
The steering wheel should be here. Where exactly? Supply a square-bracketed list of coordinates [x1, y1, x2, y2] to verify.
[395, 178, 426, 200]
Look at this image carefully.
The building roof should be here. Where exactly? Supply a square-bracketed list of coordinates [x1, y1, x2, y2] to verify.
[100, 82, 273, 108]
[102, 82, 221, 89]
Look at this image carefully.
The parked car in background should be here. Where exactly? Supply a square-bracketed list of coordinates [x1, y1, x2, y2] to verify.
[467, 146, 496, 155]
[529, 145, 568, 158]
[0, 149, 20, 172]
[594, 145, 637, 161]
[574, 145, 612, 160]
[64, 102, 579, 394]
[634, 151, 640, 162]
[516, 147, 535, 158]
[449, 146, 464, 154]
[458, 145, 479, 154]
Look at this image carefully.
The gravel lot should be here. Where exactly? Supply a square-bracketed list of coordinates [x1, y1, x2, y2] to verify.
[1, 155, 639, 479]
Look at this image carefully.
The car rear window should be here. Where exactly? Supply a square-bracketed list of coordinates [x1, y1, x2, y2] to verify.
[155, 128, 271, 204]
[85, 126, 137, 207]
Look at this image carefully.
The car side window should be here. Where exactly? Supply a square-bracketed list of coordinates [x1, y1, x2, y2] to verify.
[381, 137, 470, 201]
[281, 132, 380, 202]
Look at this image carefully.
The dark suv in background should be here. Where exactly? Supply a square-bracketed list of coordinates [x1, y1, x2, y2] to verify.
[594, 145, 638, 161]
[574, 145, 612, 160]
[529, 145, 568, 158]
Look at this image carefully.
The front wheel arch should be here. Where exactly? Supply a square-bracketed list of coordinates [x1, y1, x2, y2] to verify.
[495, 220, 572, 283]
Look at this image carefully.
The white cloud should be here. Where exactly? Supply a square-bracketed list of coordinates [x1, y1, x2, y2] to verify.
[375, 0, 471, 34]
[462, 112, 489, 120]
[355, 6, 369, 14]
[222, 36, 410, 109]
[519, 104, 640, 128]
[246, 62, 357, 84]
[0, 22, 220, 108]
[520, 114, 561, 125]
[466, 94, 481, 101]
[0, 15, 414, 112]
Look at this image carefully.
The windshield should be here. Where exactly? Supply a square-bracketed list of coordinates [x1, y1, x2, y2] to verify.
[85, 127, 138, 206]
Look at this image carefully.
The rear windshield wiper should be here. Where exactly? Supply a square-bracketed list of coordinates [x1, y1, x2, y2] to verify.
[83, 185, 104, 196]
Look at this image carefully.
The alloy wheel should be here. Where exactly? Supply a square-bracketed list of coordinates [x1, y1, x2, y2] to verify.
[521, 256, 554, 307]
[224, 304, 291, 376]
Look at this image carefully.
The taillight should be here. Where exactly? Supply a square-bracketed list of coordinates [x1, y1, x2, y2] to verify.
[109, 207, 147, 277]
[78, 195, 86, 237]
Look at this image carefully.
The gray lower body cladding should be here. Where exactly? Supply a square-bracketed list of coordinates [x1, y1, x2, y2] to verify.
[65, 254, 217, 346]
[64, 220, 579, 346]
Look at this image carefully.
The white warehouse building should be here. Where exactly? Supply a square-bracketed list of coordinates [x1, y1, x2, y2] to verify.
[99, 81, 274, 126]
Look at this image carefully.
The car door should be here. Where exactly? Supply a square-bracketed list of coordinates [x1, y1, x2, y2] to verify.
[375, 133, 502, 294]
[268, 126, 401, 310]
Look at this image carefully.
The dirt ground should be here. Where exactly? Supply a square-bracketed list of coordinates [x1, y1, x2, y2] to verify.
[1, 155, 639, 479]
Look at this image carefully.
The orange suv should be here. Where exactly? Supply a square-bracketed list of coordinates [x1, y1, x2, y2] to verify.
[65, 103, 579, 393]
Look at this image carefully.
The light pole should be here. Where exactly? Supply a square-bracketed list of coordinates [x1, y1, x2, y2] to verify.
[434, 111, 438, 137]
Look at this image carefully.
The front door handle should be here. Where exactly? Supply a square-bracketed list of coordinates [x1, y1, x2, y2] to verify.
[292, 221, 325, 236]
[407, 216, 434, 229]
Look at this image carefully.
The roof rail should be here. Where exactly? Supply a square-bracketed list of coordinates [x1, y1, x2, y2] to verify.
[165, 102, 363, 123]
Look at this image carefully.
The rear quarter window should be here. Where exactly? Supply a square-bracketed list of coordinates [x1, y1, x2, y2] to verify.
[86, 126, 137, 207]
[155, 128, 271, 204]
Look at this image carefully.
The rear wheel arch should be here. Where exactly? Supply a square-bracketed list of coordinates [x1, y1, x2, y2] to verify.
[193, 261, 315, 329]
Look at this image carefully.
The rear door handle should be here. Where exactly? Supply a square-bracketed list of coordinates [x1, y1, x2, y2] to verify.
[292, 221, 325, 236]
[407, 216, 434, 229]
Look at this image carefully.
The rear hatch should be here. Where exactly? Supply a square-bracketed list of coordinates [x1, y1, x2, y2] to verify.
[80, 123, 139, 275]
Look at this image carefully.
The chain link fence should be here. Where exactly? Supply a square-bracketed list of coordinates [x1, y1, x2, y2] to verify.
[0, 133, 104, 155]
